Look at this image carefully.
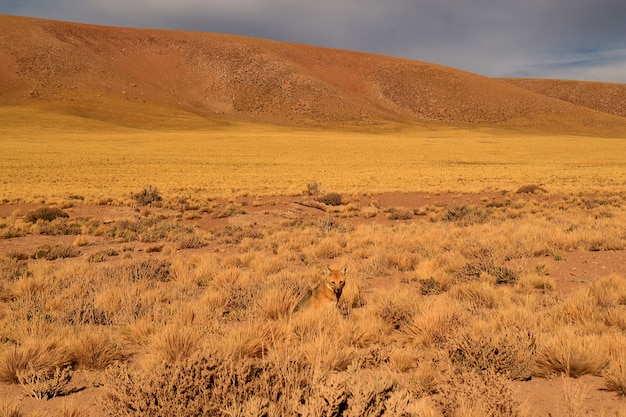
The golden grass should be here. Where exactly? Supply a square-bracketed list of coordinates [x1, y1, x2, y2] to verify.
[2, 105, 626, 203]
[3, 109, 626, 415]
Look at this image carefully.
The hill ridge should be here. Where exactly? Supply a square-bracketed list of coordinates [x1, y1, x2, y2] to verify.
[1, 14, 625, 134]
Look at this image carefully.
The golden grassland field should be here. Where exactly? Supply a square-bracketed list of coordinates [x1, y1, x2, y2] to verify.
[2, 106, 626, 416]
[1, 106, 626, 203]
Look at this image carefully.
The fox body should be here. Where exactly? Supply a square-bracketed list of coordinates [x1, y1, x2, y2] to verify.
[293, 266, 348, 313]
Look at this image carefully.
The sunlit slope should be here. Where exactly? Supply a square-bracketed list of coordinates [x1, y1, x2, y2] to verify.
[1, 14, 626, 134]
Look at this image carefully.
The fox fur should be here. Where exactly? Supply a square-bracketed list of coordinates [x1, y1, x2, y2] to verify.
[293, 266, 348, 313]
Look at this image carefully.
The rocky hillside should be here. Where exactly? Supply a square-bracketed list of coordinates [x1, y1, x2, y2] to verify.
[1, 14, 625, 134]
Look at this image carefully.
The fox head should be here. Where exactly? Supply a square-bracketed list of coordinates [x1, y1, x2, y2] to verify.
[324, 266, 348, 297]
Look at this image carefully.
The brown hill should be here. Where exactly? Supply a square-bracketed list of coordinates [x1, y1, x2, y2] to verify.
[1, 14, 625, 134]
[504, 78, 626, 119]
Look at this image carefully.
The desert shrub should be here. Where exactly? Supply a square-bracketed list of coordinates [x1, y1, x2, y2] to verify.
[386, 207, 413, 220]
[306, 181, 321, 196]
[0, 225, 25, 239]
[448, 326, 536, 381]
[178, 235, 207, 249]
[103, 354, 311, 417]
[130, 186, 162, 206]
[24, 207, 69, 223]
[493, 266, 519, 285]
[375, 296, 417, 331]
[87, 249, 119, 263]
[212, 204, 247, 218]
[435, 369, 524, 417]
[0, 257, 28, 281]
[16, 365, 73, 400]
[516, 184, 547, 194]
[104, 351, 430, 417]
[316, 192, 343, 206]
[120, 258, 172, 282]
[418, 277, 447, 295]
[139, 221, 194, 243]
[35, 218, 83, 235]
[442, 204, 489, 225]
[31, 245, 80, 261]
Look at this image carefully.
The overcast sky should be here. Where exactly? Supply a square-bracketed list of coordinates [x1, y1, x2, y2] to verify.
[2, 0, 626, 83]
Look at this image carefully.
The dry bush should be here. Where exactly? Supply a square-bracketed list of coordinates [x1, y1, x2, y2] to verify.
[24, 207, 69, 223]
[316, 192, 343, 206]
[16, 365, 73, 400]
[212, 203, 247, 218]
[103, 354, 312, 417]
[32, 245, 80, 261]
[0, 338, 73, 383]
[442, 204, 490, 225]
[386, 207, 413, 220]
[373, 290, 419, 331]
[177, 234, 207, 249]
[533, 329, 610, 378]
[130, 186, 162, 206]
[516, 184, 547, 194]
[305, 181, 321, 196]
[0, 257, 28, 282]
[447, 324, 536, 381]
[119, 257, 172, 282]
[435, 369, 524, 417]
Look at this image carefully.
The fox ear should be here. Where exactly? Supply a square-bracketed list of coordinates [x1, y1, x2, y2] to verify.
[324, 266, 331, 276]
[340, 266, 348, 276]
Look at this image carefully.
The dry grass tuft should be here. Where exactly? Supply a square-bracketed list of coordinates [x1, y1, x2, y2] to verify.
[149, 325, 203, 363]
[533, 329, 610, 378]
[70, 330, 127, 370]
[605, 359, 626, 397]
[0, 338, 73, 383]
[0, 401, 23, 417]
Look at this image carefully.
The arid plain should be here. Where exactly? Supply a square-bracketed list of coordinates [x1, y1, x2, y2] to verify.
[1, 14, 626, 417]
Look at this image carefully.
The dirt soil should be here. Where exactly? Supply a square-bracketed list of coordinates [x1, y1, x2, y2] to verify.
[1, 192, 625, 416]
